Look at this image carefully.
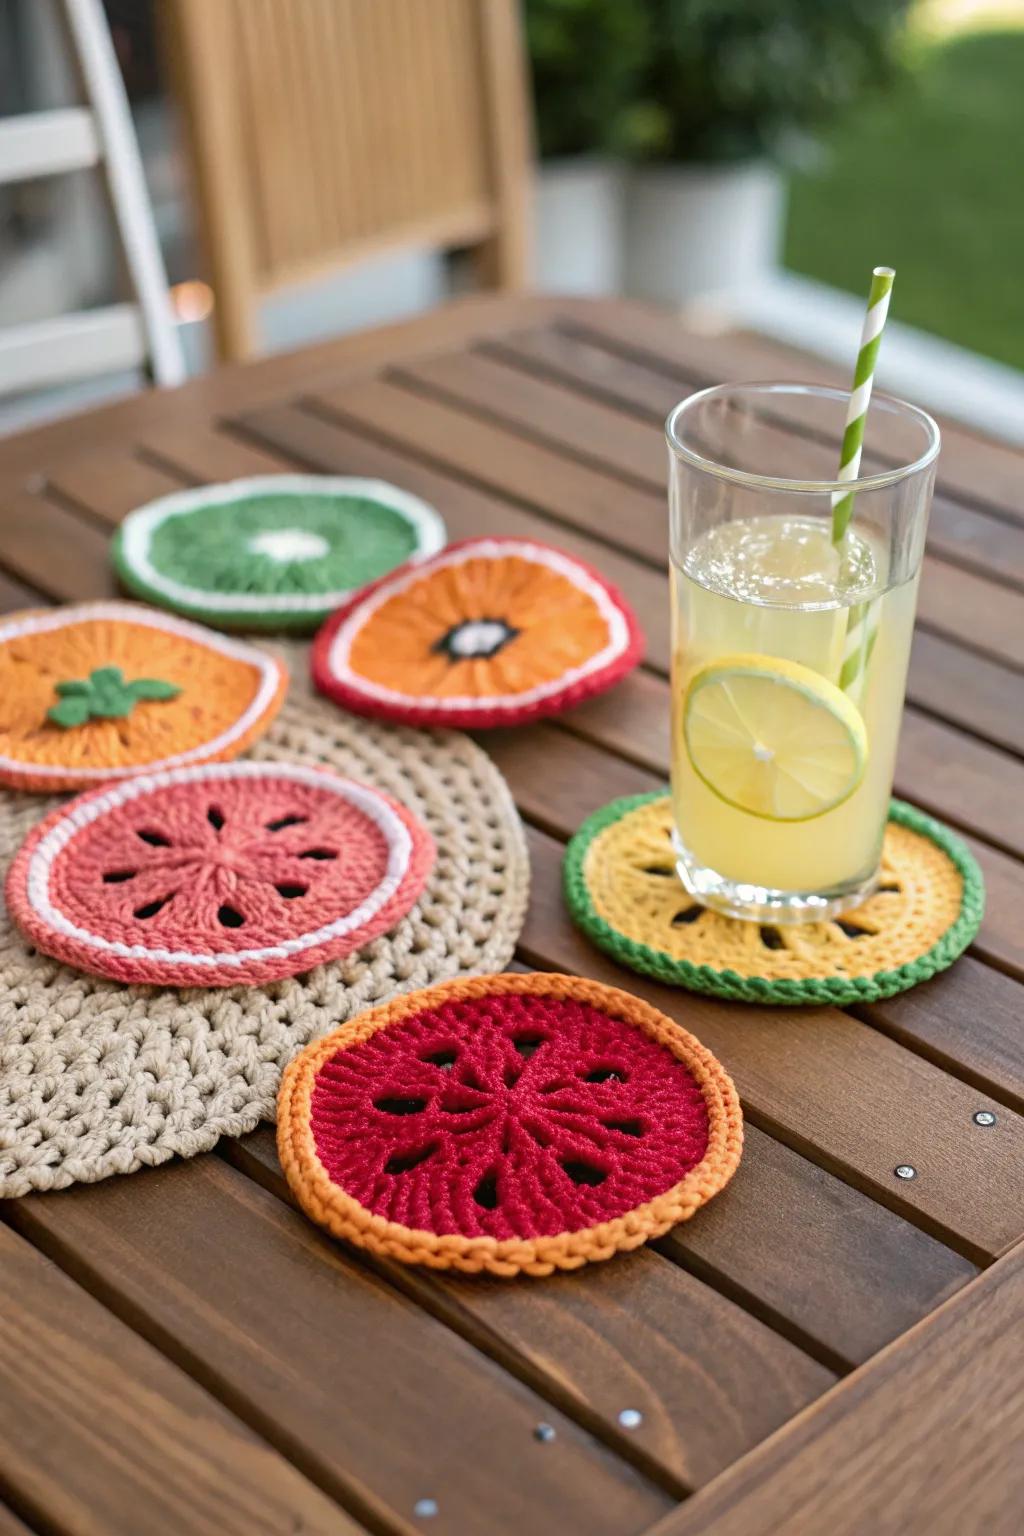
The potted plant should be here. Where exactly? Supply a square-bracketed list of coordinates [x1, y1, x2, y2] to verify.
[525, 0, 651, 293]
[621, 0, 911, 306]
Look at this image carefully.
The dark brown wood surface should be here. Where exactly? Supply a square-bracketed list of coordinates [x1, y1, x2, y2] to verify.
[1, 294, 1022, 1536]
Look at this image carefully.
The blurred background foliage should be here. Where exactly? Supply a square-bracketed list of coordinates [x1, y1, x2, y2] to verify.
[526, 0, 1024, 369]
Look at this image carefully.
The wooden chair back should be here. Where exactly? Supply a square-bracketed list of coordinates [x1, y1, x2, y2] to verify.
[0, 0, 185, 398]
[163, 0, 532, 361]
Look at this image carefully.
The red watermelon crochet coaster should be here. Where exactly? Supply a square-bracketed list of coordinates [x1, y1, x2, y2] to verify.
[0, 602, 286, 792]
[277, 972, 742, 1277]
[6, 761, 435, 987]
[311, 536, 644, 728]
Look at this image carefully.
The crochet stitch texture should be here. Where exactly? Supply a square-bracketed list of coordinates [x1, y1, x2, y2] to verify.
[0, 602, 286, 792]
[312, 535, 644, 727]
[112, 474, 446, 631]
[0, 691, 529, 1197]
[6, 762, 436, 987]
[564, 792, 985, 1006]
[278, 972, 742, 1277]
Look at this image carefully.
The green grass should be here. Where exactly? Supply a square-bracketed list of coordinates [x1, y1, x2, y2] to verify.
[784, 26, 1024, 371]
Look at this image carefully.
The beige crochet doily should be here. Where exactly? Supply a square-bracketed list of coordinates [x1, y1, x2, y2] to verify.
[0, 689, 529, 1196]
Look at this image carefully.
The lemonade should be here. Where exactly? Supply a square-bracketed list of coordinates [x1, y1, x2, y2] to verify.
[671, 514, 920, 916]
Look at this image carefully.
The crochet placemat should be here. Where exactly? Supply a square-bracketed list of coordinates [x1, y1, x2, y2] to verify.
[278, 972, 742, 1277]
[0, 602, 287, 792]
[564, 793, 985, 1006]
[112, 474, 446, 631]
[0, 692, 529, 1197]
[7, 762, 436, 988]
[312, 535, 644, 727]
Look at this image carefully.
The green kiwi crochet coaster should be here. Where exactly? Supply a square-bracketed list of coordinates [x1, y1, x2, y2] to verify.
[564, 792, 985, 1006]
[112, 474, 446, 632]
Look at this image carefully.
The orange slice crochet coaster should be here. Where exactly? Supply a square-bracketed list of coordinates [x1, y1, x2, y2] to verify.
[278, 972, 742, 1277]
[0, 602, 287, 792]
[311, 536, 644, 728]
[6, 761, 435, 987]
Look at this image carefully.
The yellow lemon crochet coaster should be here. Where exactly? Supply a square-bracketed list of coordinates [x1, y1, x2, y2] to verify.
[564, 793, 985, 1006]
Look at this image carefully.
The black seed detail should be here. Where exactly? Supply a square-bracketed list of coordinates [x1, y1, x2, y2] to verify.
[385, 1145, 436, 1175]
[512, 1034, 546, 1059]
[561, 1159, 607, 1187]
[102, 870, 136, 884]
[299, 848, 337, 861]
[605, 1119, 644, 1137]
[217, 904, 245, 928]
[423, 1048, 457, 1070]
[275, 883, 307, 899]
[375, 1096, 427, 1115]
[136, 829, 171, 847]
[760, 926, 786, 951]
[473, 1172, 499, 1209]
[134, 895, 173, 920]
[207, 806, 224, 831]
[585, 1068, 625, 1084]
[642, 865, 675, 877]
[433, 618, 519, 661]
[266, 814, 308, 831]
[672, 906, 702, 926]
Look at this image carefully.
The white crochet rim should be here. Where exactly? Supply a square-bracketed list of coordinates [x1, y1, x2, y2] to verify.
[20, 761, 413, 968]
[326, 538, 632, 711]
[117, 475, 447, 614]
[0, 603, 282, 780]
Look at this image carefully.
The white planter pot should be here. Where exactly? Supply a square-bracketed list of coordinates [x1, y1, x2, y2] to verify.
[532, 158, 625, 295]
[623, 160, 786, 308]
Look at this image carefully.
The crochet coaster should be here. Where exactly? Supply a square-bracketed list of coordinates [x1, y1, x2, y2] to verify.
[7, 762, 436, 988]
[564, 793, 985, 1006]
[0, 602, 287, 793]
[278, 972, 742, 1278]
[311, 535, 644, 728]
[0, 691, 529, 1197]
[112, 475, 446, 632]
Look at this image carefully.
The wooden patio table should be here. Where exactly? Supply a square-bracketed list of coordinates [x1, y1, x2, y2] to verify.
[1, 294, 1023, 1536]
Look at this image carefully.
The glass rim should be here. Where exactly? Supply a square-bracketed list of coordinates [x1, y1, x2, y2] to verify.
[665, 381, 941, 495]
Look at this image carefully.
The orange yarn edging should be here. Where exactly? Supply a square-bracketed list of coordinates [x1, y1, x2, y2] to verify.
[277, 972, 743, 1278]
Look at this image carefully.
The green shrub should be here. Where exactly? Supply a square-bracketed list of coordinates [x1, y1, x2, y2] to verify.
[525, 0, 652, 158]
[526, 0, 912, 164]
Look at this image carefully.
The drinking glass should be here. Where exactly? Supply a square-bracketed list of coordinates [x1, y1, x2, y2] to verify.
[666, 382, 939, 924]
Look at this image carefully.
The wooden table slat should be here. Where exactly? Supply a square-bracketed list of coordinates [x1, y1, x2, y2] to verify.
[0, 1224, 366, 1536]
[10, 1158, 672, 1536]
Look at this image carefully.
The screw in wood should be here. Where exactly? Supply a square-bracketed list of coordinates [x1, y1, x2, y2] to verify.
[894, 1164, 917, 1180]
[414, 1499, 439, 1519]
[534, 1423, 556, 1443]
[973, 1110, 997, 1126]
[618, 1408, 643, 1429]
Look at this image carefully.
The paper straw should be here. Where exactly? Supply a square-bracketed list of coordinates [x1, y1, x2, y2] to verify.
[831, 266, 895, 545]
[833, 266, 894, 700]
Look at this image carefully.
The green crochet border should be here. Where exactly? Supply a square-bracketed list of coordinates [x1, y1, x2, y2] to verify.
[563, 791, 985, 1007]
[111, 532, 323, 632]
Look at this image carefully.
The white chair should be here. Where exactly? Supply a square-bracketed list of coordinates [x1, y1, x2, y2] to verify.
[0, 0, 185, 397]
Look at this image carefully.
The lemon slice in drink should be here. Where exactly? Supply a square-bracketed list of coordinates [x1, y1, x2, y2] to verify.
[683, 654, 867, 822]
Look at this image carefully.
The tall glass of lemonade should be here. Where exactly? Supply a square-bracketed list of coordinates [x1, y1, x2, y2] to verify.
[667, 383, 939, 923]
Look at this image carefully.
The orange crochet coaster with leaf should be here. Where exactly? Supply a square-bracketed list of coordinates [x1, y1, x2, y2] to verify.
[0, 602, 287, 792]
[278, 972, 742, 1277]
[311, 536, 644, 728]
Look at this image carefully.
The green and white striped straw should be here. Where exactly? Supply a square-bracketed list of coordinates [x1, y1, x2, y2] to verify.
[833, 265, 895, 699]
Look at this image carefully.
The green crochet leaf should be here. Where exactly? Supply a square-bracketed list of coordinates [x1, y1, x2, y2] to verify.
[47, 696, 91, 729]
[127, 678, 182, 702]
[48, 667, 182, 728]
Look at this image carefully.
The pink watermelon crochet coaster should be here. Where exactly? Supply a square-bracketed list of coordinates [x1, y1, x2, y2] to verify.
[311, 536, 644, 728]
[0, 601, 287, 793]
[6, 761, 435, 987]
[278, 972, 742, 1277]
